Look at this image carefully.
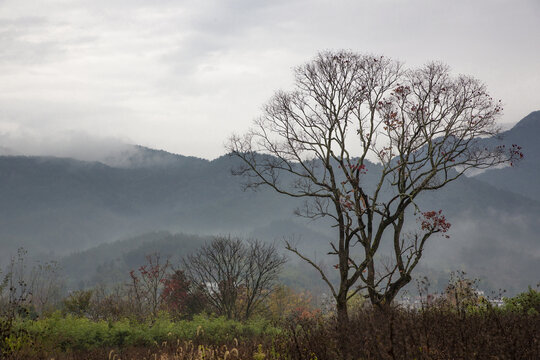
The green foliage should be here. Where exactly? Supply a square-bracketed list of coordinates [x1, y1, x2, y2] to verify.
[253, 344, 266, 360]
[1, 329, 33, 355]
[12, 313, 280, 351]
[62, 290, 93, 316]
[3, 305, 540, 358]
[347, 291, 367, 316]
[503, 286, 540, 315]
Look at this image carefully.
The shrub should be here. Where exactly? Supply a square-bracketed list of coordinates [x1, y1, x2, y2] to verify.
[12, 313, 280, 351]
[277, 306, 540, 359]
[62, 290, 93, 317]
[503, 286, 540, 315]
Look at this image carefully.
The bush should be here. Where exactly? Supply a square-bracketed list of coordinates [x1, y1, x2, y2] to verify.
[503, 286, 540, 315]
[62, 290, 93, 317]
[12, 313, 280, 351]
[5, 292, 540, 359]
[277, 306, 540, 359]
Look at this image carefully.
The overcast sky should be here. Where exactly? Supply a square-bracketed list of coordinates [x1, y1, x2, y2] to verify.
[0, 0, 539, 160]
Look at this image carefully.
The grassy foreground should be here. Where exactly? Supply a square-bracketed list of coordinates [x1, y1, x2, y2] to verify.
[4, 314, 279, 358]
[3, 307, 540, 359]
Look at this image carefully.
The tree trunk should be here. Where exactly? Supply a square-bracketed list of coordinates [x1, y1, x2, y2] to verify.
[336, 291, 350, 359]
[336, 294, 349, 326]
[371, 273, 412, 309]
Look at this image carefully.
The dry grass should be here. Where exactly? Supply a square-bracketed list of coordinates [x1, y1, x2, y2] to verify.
[6, 338, 267, 360]
[284, 307, 540, 359]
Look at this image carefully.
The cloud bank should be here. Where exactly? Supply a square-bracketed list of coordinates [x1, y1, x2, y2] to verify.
[0, 0, 539, 159]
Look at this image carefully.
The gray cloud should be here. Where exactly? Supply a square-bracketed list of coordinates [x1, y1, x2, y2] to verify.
[0, 129, 134, 164]
[0, 0, 538, 160]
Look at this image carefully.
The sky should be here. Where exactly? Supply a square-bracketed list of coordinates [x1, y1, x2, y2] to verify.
[0, 0, 539, 160]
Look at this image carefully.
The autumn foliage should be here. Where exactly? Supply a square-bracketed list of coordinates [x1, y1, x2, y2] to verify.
[161, 270, 208, 319]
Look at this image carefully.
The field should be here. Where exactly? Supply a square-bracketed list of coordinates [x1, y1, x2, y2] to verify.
[2, 261, 540, 359]
[2, 305, 539, 360]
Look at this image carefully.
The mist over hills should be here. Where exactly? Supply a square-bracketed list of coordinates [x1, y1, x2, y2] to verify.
[0, 111, 539, 294]
[0, 150, 314, 262]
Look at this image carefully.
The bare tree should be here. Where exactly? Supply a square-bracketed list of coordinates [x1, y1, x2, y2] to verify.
[28, 260, 62, 315]
[183, 236, 286, 320]
[228, 51, 522, 324]
[0, 248, 63, 318]
[243, 238, 288, 319]
[0, 248, 29, 321]
[128, 253, 170, 319]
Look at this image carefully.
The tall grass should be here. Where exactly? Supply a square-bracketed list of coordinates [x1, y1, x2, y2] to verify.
[283, 307, 540, 359]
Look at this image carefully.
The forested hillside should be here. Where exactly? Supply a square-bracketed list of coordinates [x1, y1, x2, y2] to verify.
[1, 112, 539, 294]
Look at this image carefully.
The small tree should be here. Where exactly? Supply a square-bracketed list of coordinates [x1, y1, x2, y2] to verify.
[183, 236, 286, 320]
[28, 260, 62, 315]
[87, 284, 133, 321]
[264, 284, 315, 323]
[0, 248, 62, 318]
[443, 271, 482, 316]
[128, 253, 170, 319]
[161, 269, 207, 319]
[62, 290, 93, 317]
[503, 286, 540, 315]
[0, 248, 30, 320]
[228, 50, 522, 324]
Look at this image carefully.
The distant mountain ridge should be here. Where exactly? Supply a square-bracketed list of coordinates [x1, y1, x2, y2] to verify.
[106, 145, 208, 169]
[509, 110, 540, 133]
[0, 152, 310, 260]
[0, 111, 539, 293]
[473, 110, 540, 200]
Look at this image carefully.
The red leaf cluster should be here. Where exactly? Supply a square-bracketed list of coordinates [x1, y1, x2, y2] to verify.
[420, 210, 451, 238]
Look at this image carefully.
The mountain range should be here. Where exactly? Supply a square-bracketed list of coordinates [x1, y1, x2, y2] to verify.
[1, 111, 539, 294]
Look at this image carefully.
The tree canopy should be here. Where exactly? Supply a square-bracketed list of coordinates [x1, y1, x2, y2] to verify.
[228, 50, 521, 322]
